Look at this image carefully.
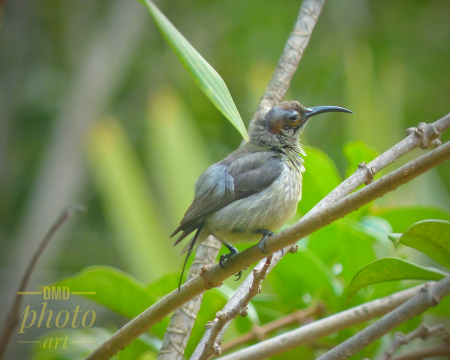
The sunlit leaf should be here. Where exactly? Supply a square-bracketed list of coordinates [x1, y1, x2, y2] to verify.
[141, 0, 248, 140]
[397, 220, 450, 269]
[298, 146, 342, 215]
[308, 219, 378, 286]
[268, 248, 342, 312]
[348, 258, 447, 301]
[50, 266, 170, 338]
[371, 205, 450, 233]
[388, 233, 401, 248]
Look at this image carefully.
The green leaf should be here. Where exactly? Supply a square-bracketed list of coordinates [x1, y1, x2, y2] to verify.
[268, 248, 342, 312]
[388, 233, 402, 248]
[50, 266, 169, 338]
[141, 0, 248, 141]
[50, 266, 157, 318]
[147, 273, 180, 298]
[348, 258, 447, 301]
[371, 205, 450, 233]
[397, 220, 450, 269]
[298, 146, 342, 215]
[308, 219, 378, 286]
[343, 140, 379, 179]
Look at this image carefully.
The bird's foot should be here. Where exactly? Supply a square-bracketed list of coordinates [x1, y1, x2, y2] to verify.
[219, 242, 244, 280]
[255, 229, 274, 254]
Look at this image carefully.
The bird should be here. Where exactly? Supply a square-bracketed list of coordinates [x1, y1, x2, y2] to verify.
[171, 100, 353, 288]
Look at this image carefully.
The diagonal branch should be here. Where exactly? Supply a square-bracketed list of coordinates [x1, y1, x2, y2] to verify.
[379, 323, 447, 360]
[216, 284, 430, 360]
[392, 344, 450, 360]
[158, 1, 327, 358]
[158, 236, 221, 360]
[254, 0, 326, 116]
[220, 301, 325, 353]
[317, 277, 450, 360]
[190, 248, 298, 360]
[85, 133, 450, 360]
[192, 114, 449, 358]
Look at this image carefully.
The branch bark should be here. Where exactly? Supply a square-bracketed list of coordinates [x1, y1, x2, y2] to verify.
[392, 344, 450, 360]
[254, 0, 326, 116]
[379, 323, 446, 360]
[216, 284, 428, 360]
[85, 131, 450, 360]
[157, 236, 221, 360]
[220, 302, 325, 353]
[317, 277, 450, 360]
[158, 1, 328, 358]
[190, 248, 298, 360]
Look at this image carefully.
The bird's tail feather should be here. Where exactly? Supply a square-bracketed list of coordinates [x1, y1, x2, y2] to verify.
[178, 224, 204, 291]
[173, 222, 199, 246]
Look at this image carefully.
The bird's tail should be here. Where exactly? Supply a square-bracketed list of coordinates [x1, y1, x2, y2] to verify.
[178, 224, 204, 291]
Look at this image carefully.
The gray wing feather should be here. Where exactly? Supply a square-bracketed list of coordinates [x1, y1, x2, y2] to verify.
[173, 152, 283, 235]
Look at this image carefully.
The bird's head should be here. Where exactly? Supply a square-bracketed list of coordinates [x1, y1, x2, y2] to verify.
[248, 101, 353, 148]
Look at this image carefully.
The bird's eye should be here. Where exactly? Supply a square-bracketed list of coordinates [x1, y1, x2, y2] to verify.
[287, 113, 299, 122]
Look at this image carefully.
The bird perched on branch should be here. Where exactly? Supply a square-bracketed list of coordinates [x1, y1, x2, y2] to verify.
[172, 100, 353, 288]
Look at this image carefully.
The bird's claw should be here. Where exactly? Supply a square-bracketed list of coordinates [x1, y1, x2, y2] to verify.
[257, 230, 274, 254]
[219, 253, 233, 269]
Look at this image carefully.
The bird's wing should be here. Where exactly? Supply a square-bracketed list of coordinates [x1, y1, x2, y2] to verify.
[172, 152, 283, 239]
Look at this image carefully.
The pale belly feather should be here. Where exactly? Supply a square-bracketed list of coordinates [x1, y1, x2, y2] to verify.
[204, 164, 302, 244]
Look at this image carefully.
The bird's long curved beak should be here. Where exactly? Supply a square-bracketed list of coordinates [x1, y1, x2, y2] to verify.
[303, 105, 354, 120]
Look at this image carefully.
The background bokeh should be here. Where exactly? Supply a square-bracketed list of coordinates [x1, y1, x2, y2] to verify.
[1, 0, 449, 359]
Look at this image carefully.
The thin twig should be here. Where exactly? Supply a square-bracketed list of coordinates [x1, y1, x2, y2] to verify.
[216, 284, 428, 360]
[220, 302, 325, 353]
[317, 277, 450, 360]
[392, 344, 450, 360]
[0, 205, 85, 360]
[191, 248, 297, 360]
[379, 323, 446, 360]
[158, 236, 221, 360]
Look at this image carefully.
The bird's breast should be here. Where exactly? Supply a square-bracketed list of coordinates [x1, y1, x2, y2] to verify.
[205, 164, 302, 243]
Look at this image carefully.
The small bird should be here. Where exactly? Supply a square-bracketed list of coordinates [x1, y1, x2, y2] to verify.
[172, 101, 353, 287]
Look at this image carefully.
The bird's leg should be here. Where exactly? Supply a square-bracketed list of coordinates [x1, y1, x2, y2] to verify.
[254, 229, 274, 254]
[219, 242, 244, 280]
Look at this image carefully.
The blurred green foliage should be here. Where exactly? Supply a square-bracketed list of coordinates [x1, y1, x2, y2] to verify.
[1, 0, 450, 359]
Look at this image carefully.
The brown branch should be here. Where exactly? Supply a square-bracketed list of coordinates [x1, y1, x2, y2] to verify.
[220, 303, 325, 353]
[85, 136, 450, 360]
[379, 323, 446, 360]
[216, 284, 428, 360]
[0, 205, 85, 360]
[190, 114, 450, 358]
[392, 344, 450, 360]
[158, 1, 328, 358]
[317, 277, 450, 360]
[255, 0, 326, 116]
[308, 115, 449, 216]
[157, 236, 221, 360]
[191, 253, 275, 360]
